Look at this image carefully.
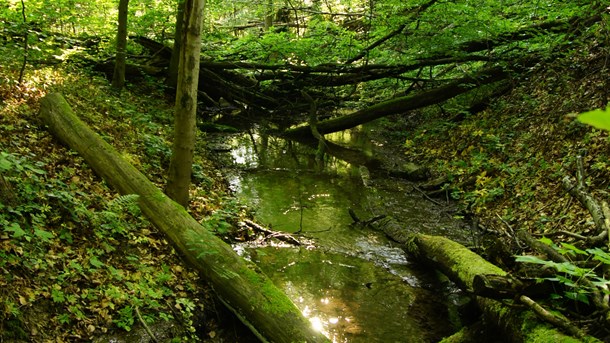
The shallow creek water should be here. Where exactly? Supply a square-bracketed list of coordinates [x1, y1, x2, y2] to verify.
[211, 127, 469, 342]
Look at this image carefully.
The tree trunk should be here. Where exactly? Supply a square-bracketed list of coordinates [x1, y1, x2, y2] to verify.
[406, 234, 598, 343]
[0, 172, 17, 207]
[111, 0, 129, 89]
[17, 0, 28, 85]
[39, 92, 329, 343]
[166, 0, 204, 207]
[166, 0, 185, 88]
[283, 66, 508, 138]
[263, 0, 273, 31]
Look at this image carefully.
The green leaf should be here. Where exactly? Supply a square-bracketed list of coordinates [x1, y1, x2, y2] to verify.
[559, 242, 587, 256]
[6, 223, 26, 238]
[34, 228, 54, 242]
[555, 262, 590, 277]
[89, 256, 105, 268]
[556, 275, 577, 288]
[587, 248, 610, 265]
[51, 288, 65, 303]
[591, 278, 610, 290]
[538, 236, 556, 248]
[515, 255, 549, 265]
[577, 107, 610, 131]
[0, 158, 11, 171]
[564, 291, 590, 305]
[25, 165, 46, 175]
[57, 313, 71, 324]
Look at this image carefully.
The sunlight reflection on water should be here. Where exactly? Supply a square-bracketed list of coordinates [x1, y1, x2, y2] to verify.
[219, 130, 463, 342]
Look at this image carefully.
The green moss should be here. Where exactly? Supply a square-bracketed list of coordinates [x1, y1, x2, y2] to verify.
[404, 235, 419, 257]
[240, 263, 299, 316]
[418, 235, 506, 289]
[151, 189, 167, 203]
[522, 326, 582, 343]
[3, 318, 28, 340]
[519, 311, 598, 343]
[185, 234, 220, 259]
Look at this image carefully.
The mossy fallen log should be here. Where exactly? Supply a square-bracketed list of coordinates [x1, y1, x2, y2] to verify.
[39, 93, 329, 343]
[406, 234, 600, 343]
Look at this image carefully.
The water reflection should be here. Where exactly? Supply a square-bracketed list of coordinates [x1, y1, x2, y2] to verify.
[246, 247, 437, 343]
[213, 128, 461, 341]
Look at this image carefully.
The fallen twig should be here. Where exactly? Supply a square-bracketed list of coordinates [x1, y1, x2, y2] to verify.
[413, 185, 444, 206]
[519, 295, 588, 339]
[135, 306, 159, 343]
[242, 219, 303, 245]
[562, 176, 608, 245]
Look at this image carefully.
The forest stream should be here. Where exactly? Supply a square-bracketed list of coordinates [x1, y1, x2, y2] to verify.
[210, 125, 472, 342]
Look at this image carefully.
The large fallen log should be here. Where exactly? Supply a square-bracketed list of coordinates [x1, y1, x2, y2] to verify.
[39, 93, 329, 343]
[283, 66, 509, 138]
[406, 234, 599, 343]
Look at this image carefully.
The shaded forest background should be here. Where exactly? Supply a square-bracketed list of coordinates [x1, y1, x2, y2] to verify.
[2, 0, 610, 341]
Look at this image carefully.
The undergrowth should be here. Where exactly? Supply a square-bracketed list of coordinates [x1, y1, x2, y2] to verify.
[399, 34, 610, 337]
[403, 42, 610, 241]
[0, 66, 235, 341]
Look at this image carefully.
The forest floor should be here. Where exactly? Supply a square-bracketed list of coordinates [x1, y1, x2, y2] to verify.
[398, 45, 610, 254]
[1, 41, 610, 341]
[0, 69, 255, 341]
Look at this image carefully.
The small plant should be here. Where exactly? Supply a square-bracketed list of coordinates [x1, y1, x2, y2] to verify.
[0, 151, 54, 243]
[516, 237, 610, 305]
[200, 198, 244, 235]
[114, 306, 135, 331]
[90, 194, 141, 238]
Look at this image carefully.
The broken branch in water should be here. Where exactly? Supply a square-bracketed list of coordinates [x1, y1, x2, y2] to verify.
[348, 208, 386, 227]
[242, 219, 303, 245]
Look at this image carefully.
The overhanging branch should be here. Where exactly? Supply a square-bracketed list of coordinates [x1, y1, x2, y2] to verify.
[283, 65, 509, 138]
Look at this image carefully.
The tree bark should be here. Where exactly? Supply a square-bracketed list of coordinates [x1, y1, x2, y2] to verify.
[17, 0, 28, 85]
[39, 93, 329, 343]
[263, 0, 274, 31]
[406, 234, 599, 343]
[166, 0, 185, 88]
[283, 66, 508, 138]
[111, 0, 129, 89]
[166, 0, 204, 207]
[0, 172, 17, 207]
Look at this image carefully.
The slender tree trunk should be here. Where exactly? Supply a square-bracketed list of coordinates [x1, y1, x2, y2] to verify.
[263, 0, 273, 31]
[166, 0, 204, 207]
[167, 0, 185, 88]
[0, 173, 17, 207]
[111, 0, 130, 89]
[17, 0, 28, 85]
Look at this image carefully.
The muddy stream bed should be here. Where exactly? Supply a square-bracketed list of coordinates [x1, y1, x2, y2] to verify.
[210, 126, 472, 342]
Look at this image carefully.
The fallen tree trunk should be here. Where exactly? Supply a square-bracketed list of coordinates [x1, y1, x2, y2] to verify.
[283, 66, 509, 138]
[39, 93, 328, 343]
[406, 234, 599, 342]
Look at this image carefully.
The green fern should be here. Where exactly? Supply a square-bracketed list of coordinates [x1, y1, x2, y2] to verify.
[107, 194, 140, 215]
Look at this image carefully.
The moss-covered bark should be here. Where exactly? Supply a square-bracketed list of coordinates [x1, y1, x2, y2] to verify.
[40, 93, 329, 343]
[407, 234, 599, 343]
